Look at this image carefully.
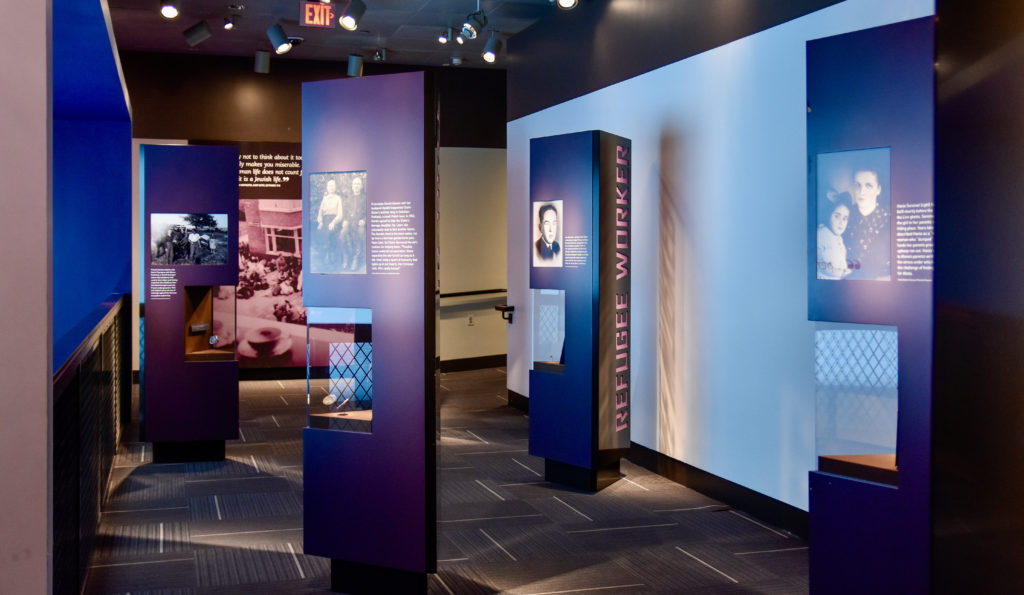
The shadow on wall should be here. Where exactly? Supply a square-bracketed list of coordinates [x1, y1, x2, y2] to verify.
[657, 127, 681, 454]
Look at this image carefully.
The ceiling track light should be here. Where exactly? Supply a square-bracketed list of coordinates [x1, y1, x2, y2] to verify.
[223, 14, 239, 30]
[184, 20, 213, 46]
[254, 50, 270, 73]
[347, 54, 364, 77]
[339, 0, 366, 31]
[462, 9, 486, 40]
[456, 33, 465, 45]
[556, 0, 578, 9]
[266, 23, 292, 54]
[373, 48, 387, 62]
[438, 26, 454, 45]
[482, 32, 502, 63]
[159, 0, 180, 19]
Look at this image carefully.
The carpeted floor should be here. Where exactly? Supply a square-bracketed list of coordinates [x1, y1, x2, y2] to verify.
[83, 368, 808, 594]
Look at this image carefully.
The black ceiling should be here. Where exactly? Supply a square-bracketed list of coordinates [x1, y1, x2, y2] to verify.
[108, 0, 562, 68]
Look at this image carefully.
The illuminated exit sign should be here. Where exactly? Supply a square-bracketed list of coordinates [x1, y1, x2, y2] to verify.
[301, 1, 335, 28]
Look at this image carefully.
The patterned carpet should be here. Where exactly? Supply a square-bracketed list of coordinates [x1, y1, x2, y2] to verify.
[83, 368, 808, 594]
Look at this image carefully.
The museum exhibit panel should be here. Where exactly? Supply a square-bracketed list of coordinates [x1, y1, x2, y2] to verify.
[300, 71, 438, 594]
[527, 130, 632, 492]
[805, 17, 935, 593]
[141, 145, 240, 462]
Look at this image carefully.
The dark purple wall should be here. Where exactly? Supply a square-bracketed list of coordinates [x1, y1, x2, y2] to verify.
[933, 1, 1024, 591]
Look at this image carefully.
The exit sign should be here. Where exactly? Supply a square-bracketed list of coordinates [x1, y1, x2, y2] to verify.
[301, 1, 335, 28]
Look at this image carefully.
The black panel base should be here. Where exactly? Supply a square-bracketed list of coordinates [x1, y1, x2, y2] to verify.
[152, 440, 225, 463]
[545, 458, 621, 492]
[330, 559, 427, 594]
[507, 389, 529, 413]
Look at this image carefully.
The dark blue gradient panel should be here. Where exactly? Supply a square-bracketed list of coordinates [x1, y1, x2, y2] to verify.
[142, 144, 239, 443]
[529, 132, 597, 470]
[301, 72, 433, 576]
[806, 17, 934, 595]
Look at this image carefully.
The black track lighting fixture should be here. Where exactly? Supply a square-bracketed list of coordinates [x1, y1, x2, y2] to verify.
[340, 0, 367, 31]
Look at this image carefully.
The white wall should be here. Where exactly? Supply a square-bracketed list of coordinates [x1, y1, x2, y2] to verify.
[0, 0, 50, 590]
[506, 0, 934, 510]
[438, 147, 508, 361]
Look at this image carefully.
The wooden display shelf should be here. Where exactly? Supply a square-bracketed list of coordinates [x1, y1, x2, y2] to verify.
[818, 453, 898, 486]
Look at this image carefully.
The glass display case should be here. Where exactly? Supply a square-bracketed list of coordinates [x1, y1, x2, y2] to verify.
[814, 323, 898, 484]
[532, 289, 565, 373]
[306, 307, 373, 433]
[184, 285, 236, 362]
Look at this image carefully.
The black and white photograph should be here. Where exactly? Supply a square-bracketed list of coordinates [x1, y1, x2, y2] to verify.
[150, 213, 229, 265]
[309, 170, 367, 275]
[532, 200, 563, 268]
[816, 148, 891, 281]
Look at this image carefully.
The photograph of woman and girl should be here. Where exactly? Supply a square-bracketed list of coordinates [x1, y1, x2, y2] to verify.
[816, 148, 891, 281]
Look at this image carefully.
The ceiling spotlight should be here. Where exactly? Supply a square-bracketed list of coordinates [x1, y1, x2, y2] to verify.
[254, 50, 270, 74]
[223, 15, 239, 30]
[339, 0, 366, 31]
[451, 56, 462, 66]
[373, 48, 387, 62]
[266, 23, 292, 54]
[461, 10, 487, 40]
[482, 33, 502, 63]
[556, 0, 578, 8]
[456, 33, 465, 45]
[347, 54, 363, 77]
[184, 21, 213, 46]
[439, 26, 454, 45]
[159, 0, 180, 19]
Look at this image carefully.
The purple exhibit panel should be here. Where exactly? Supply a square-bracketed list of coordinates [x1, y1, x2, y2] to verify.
[301, 71, 436, 586]
[142, 144, 239, 445]
[528, 130, 631, 491]
[806, 17, 933, 594]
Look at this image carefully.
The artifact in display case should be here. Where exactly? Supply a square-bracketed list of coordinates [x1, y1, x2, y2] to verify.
[184, 285, 236, 362]
[150, 213, 230, 266]
[532, 289, 565, 373]
[814, 323, 898, 485]
[306, 307, 373, 433]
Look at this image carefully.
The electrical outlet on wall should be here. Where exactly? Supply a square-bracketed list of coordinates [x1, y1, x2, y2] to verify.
[467, 314, 475, 326]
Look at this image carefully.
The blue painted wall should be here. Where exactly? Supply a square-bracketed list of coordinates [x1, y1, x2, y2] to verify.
[52, 0, 131, 368]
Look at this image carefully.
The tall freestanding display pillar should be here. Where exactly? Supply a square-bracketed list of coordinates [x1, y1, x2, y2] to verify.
[528, 130, 632, 491]
[300, 71, 437, 594]
[141, 144, 240, 462]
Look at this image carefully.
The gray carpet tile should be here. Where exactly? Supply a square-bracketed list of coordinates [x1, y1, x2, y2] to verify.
[188, 491, 302, 522]
[93, 522, 191, 563]
[194, 542, 327, 587]
[86, 369, 808, 594]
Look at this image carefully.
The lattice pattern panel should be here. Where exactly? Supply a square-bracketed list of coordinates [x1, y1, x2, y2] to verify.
[327, 341, 373, 410]
[815, 328, 898, 454]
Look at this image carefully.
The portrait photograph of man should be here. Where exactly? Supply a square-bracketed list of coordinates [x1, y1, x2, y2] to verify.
[815, 148, 891, 281]
[309, 170, 368, 275]
[532, 200, 563, 268]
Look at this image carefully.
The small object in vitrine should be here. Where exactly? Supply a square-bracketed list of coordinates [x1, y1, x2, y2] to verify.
[209, 335, 219, 346]
[323, 392, 338, 406]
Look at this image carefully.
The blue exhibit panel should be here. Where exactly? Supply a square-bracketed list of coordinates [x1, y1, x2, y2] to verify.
[806, 17, 934, 593]
[529, 131, 597, 469]
[142, 144, 239, 443]
[528, 130, 632, 481]
[300, 71, 435, 580]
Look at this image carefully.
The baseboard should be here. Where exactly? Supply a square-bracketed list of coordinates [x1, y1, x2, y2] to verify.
[629, 441, 808, 539]
[507, 389, 528, 413]
[440, 354, 506, 373]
